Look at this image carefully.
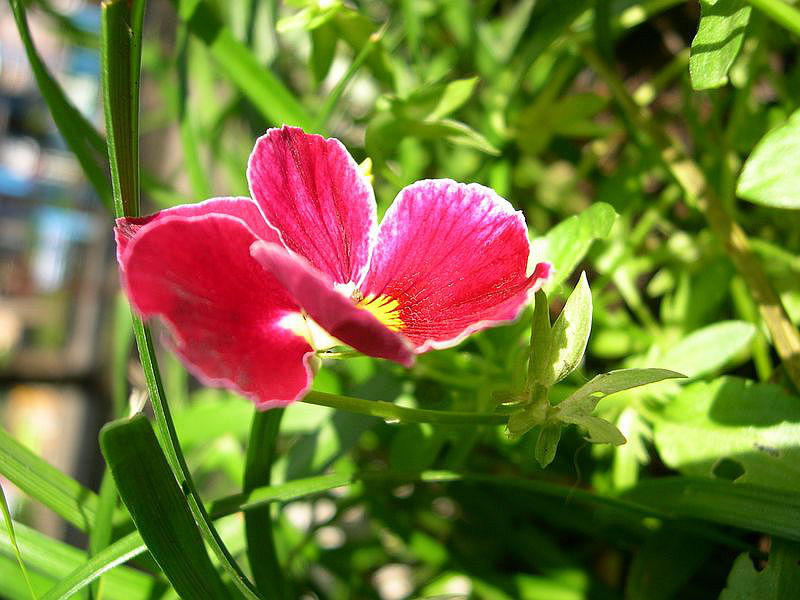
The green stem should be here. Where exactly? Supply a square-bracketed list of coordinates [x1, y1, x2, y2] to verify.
[579, 44, 800, 392]
[746, 0, 800, 36]
[243, 410, 287, 598]
[101, 2, 262, 597]
[301, 391, 507, 425]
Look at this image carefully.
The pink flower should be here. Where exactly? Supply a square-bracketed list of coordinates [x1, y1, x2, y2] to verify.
[115, 127, 551, 409]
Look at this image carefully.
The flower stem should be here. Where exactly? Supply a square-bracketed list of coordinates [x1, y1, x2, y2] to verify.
[301, 391, 508, 425]
[579, 44, 800, 392]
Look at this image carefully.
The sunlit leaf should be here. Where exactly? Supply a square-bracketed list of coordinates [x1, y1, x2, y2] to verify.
[690, 0, 751, 90]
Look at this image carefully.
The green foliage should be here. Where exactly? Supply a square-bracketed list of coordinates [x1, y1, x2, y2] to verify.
[100, 415, 229, 599]
[5, 0, 800, 598]
[738, 108, 800, 209]
[690, 0, 751, 90]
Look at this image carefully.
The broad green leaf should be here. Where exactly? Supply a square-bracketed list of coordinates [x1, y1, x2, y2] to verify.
[173, 0, 317, 131]
[652, 377, 800, 493]
[737, 108, 800, 209]
[100, 415, 229, 600]
[541, 272, 592, 386]
[659, 321, 756, 378]
[689, 0, 751, 90]
[0, 427, 100, 532]
[394, 77, 479, 122]
[532, 203, 617, 291]
[0, 484, 35, 600]
[557, 368, 686, 418]
[534, 423, 562, 468]
[310, 22, 338, 83]
[720, 539, 800, 600]
[624, 478, 800, 541]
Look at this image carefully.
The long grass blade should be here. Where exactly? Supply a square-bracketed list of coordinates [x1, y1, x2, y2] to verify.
[0, 483, 36, 600]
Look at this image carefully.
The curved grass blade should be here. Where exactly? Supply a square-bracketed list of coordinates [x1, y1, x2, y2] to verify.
[8, 0, 113, 211]
[0, 483, 35, 600]
[0, 427, 98, 532]
[100, 415, 229, 600]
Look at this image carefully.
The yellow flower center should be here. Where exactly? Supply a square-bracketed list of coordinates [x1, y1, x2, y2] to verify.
[356, 293, 404, 331]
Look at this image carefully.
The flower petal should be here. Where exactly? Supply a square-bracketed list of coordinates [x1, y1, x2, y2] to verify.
[120, 213, 314, 409]
[115, 197, 278, 268]
[362, 179, 551, 352]
[250, 241, 415, 367]
[247, 126, 377, 286]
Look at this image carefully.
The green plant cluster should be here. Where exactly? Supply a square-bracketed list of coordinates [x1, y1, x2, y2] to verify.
[3, 0, 800, 598]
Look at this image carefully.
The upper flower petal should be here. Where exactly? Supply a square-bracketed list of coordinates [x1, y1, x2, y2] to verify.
[118, 213, 314, 409]
[115, 196, 278, 268]
[247, 126, 377, 286]
[250, 241, 415, 367]
[361, 179, 551, 352]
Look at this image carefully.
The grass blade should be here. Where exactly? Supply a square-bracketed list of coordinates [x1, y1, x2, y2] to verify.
[100, 415, 229, 599]
[624, 477, 800, 541]
[173, 0, 318, 131]
[8, 0, 113, 211]
[0, 484, 36, 600]
[0, 427, 99, 532]
[101, 2, 263, 596]
[1, 520, 154, 600]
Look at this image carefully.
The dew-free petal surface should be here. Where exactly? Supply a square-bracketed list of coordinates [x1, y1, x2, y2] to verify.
[247, 126, 376, 286]
[362, 179, 551, 352]
[121, 214, 314, 409]
[250, 241, 415, 367]
[115, 196, 278, 267]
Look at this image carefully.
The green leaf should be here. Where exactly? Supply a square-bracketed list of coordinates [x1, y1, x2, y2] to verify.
[689, 0, 751, 90]
[623, 478, 800, 541]
[652, 377, 800, 493]
[557, 368, 687, 419]
[534, 423, 562, 468]
[0, 426, 100, 532]
[720, 539, 800, 600]
[0, 484, 35, 600]
[527, 289, 553, 385]
[310, 22, 338, 84]
[563, 414, 626, 445]
[100, 415, 229, 599]
[532, 203, 617, 291]
[8, 0, 113, 211]
[174, 0, 317, 131]
[541, 272, 593, 386]
[396, 77, 479, 122]
[737, 108, 800, 209]
[1, 521, 154, 600]
[659, 321, 756, 377]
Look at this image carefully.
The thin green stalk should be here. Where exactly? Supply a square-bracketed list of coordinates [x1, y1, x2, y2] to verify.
[579, 44, 800, 392]
[243, 409, 286, 598]
[0, 483, 36, 600]
[302, 391, 507, 425]
[316, 25, 384, 130]
[87, 472, 118, 600]
[101, 2, 262, 597]
[746, 0, 800, 36]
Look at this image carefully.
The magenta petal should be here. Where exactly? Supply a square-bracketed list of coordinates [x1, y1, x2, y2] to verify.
[247, 126, 376, 286]
[250, 242, 415, 367]
[115, 197, 280, 269]
[362, 179, 551, 352]
[121, 214, 314, 409]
